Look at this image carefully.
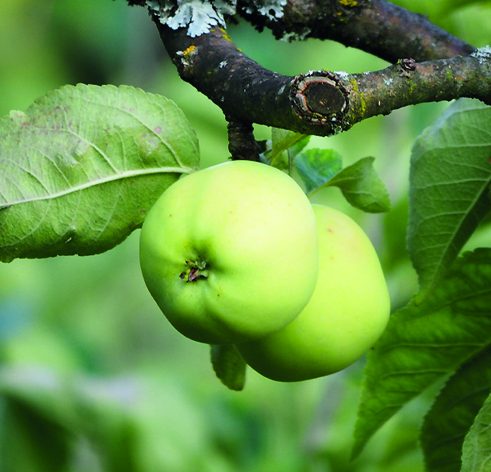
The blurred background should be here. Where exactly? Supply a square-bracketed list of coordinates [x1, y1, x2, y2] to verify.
[0, 1, 490, 471]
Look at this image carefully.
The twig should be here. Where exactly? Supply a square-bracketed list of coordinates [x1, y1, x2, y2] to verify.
[227, 120, 262, 161]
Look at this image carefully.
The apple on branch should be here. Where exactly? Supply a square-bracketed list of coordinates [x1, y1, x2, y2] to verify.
[237, 204, 390, 381]
[139, 160, 319, 344]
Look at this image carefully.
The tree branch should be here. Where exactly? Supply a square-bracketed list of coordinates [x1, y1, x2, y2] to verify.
[159, 25, 490, 136]
[227, 120, 263, 161]
[341, 52, 491, 126]
[238, 0, 474, 62]
[128, 1, 487, 140]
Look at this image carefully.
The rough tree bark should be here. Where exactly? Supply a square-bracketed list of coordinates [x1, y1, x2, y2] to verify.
[128, 0, 490, 160]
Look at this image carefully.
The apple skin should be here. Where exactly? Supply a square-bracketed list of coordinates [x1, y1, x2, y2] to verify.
[237, 204, 390, 382]
[139, 160, 318, 344]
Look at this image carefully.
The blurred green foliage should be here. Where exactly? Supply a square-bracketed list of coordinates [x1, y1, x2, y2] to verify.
[1, 0, 490, 470]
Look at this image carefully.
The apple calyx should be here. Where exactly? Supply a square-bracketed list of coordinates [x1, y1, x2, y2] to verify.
[180, 259, 209, 283]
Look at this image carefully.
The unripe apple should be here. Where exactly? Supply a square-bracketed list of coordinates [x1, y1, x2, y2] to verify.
[139, 160, 318, 344]
[238, 204, 390, 381]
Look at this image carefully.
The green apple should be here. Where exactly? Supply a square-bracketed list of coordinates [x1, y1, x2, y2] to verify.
[238, 204, 390, 381]
[139, 160, 318, 344]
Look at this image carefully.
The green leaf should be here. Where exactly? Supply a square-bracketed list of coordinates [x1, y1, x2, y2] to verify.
[294, 148, 343, 193]
[2, 398, 72, 472]
[353, 249, 491, 457]
[0, 365, 140, 472]
[408, 100, 491, 295]
[210, 344, 246, 391]
[421, 348, 491, 472]
[0, 84, 199, 262]
[461, 392, 491, 472]
[72, 377, 140, 472]
[271, 128, 309, 159]
[264, 128, 309, 171]
[316, 156, 391, 213]
[295, 150, 390, 212]
[0, 366, 74, 425]
[0, 367, 74, 472]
